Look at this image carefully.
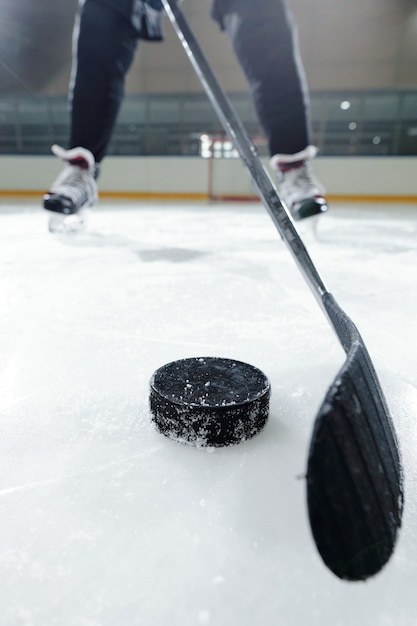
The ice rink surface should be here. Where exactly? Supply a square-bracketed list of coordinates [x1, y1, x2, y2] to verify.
[1, 199, 417, 625]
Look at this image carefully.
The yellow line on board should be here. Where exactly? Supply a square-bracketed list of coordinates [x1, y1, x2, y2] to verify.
[0, 190, 45, 197]
[100, 190, 209, 201]
[0, 190, 416, 203]
[209, 193, 417, 203]
[0, 189, 209, 201]
[327, 194, 417, 203]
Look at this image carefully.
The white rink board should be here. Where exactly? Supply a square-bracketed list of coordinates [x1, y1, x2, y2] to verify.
[1, 155, 417, 199]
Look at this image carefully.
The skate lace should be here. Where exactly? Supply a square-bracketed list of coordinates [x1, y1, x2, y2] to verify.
[291, 164, 316, 193]
[54, 165, 93, 203]
[280, 163, 321, 203]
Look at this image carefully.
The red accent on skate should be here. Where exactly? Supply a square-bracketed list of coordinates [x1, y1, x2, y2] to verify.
[68, 157, 90, 169]
[278, 159, 306, 173]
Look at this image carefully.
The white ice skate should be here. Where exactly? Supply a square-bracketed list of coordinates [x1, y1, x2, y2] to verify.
[271, 146, 327, 221]
[43, 144, 98, 233]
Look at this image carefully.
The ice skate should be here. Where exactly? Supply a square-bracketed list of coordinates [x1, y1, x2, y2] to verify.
[271, 147, 327, 221]
[43, 144, 98, 233]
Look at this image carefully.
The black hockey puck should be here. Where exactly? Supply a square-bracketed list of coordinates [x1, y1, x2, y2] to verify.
[149, 357, 271, 447]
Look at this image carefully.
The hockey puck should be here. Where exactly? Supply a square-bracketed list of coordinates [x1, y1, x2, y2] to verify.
[149, 357, 270, 447]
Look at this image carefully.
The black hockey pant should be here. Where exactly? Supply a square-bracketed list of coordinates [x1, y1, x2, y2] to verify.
[70, 0, 311, 163]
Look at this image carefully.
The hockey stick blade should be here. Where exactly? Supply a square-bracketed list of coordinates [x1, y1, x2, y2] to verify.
[162, 0, 404, 581]
[308, 293, 403, 580]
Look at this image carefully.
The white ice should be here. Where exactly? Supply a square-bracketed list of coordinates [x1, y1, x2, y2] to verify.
[0, 200, 417, 625]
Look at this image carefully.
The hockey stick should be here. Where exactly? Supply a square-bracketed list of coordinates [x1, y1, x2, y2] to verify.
[162, 0, 404, 581]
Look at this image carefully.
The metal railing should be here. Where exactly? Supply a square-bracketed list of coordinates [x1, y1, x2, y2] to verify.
[1, 89, 416, 157]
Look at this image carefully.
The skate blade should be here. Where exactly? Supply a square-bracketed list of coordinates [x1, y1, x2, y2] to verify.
[47, 209, 90, 234]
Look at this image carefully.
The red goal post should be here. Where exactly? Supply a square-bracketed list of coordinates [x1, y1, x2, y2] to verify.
[201, 134, 268, 201]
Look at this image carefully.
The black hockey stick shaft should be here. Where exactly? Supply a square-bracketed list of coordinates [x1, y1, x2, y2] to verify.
[162, 1, 328, 308]
[162, 0, 404, 581]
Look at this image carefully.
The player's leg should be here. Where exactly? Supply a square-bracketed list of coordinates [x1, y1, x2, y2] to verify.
[212, 0, 327, 220]
[43, 0, 140, 220]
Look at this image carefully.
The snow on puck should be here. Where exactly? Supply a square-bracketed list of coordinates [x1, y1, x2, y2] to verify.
[149, 357, 270, 447]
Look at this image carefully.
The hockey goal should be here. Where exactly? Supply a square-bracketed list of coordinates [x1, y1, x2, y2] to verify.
[201, 134, 268, 201]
